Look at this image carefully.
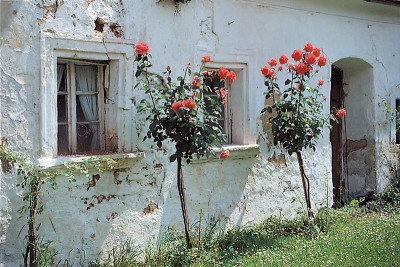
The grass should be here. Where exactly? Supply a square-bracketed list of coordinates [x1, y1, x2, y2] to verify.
[40, 181, 400, 266]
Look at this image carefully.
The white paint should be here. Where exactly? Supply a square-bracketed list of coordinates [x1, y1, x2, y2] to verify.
[1, 0, 399, 265]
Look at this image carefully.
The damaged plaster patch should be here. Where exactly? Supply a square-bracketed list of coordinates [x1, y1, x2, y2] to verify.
[143, 202, 158, 215]
[346, 138, 367, 155]
[268, 152, 287, 168]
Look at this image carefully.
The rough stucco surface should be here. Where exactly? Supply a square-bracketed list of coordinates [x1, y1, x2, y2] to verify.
[0, 0, 399, 265]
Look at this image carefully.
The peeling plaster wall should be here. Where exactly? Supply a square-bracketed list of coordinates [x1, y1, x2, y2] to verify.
[1, 0, 399, 265]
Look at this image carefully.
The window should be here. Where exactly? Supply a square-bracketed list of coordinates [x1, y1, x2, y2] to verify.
[40, 36, 136, 158]
[57, 60, 109, 154]
[203, 70, 232, 143]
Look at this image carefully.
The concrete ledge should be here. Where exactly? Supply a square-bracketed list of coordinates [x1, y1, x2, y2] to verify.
[191, 144, 260, 164]
[38, 152, 145, 171]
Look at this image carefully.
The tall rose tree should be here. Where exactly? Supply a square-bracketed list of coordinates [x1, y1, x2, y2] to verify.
[135, 43, 234, 248]
[260, 43, 337, 219]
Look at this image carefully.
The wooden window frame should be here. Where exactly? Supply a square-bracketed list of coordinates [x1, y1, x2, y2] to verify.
[57, 59, 109, 155]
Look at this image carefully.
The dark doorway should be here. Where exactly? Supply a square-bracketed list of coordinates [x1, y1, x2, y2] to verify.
[330, 65, 344, 203]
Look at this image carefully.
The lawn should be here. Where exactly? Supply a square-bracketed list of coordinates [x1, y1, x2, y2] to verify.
[217, 211, 400, 266]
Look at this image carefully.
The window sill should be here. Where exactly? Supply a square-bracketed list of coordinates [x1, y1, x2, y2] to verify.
[38, 152, 145, 171]
[191, 144, 259, 164]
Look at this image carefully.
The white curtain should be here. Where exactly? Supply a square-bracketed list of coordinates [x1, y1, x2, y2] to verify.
[57, 64, 65, 91]
[75, 65, 99, 150]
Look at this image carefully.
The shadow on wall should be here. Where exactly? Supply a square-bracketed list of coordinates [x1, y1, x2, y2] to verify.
[330, 57, 376, 198]
[155, 156, 258, 246]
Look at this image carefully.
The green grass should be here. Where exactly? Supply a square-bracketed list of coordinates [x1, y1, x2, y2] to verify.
[217, 211, 400, 267]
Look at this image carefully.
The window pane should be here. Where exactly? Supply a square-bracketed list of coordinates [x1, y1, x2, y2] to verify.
[76, 95, 98, 122]
[75, 65, 98, 92]
[77, 123, 100, 152]
[57, 124, 68, 154]
[204, 71, 226, 132]
[57, 64, 66, 92]
[57, 95, 67, 123]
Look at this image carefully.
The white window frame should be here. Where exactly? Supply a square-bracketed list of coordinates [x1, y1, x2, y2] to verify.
[39, 33, 136, 157]
[202, 61, 255, 145]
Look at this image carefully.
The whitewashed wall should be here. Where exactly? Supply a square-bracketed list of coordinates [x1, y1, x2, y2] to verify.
[1, 0, 399, 265]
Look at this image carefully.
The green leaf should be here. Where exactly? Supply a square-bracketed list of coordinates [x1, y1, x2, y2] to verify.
[285, 79, 291, 85]
[170, 154, 176, 162]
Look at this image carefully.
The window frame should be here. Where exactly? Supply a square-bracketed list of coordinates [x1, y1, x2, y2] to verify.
[203, 61, 253, 145]
[40, 34, 136, 157]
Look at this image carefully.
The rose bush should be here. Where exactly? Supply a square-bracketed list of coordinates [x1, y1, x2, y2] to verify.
[261, 43, 334, 219]
[135, 45, 233, 248]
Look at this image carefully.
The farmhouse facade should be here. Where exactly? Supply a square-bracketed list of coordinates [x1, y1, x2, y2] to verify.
[1, 0, 399, 265]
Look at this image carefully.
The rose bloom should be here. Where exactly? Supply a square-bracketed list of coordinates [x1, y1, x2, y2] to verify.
[305, 54, 316, 65]
[172, 101, 183, 114]
[336, 108, 346, 119]
[220, 88, 228, 99]
[219, 66, 229, 79]
[219, 150, 230, 159]
[295, 62, 308, 75]
[316, 69, 320, 73]
[318, 80, 324, 85]
[279, 55, 288, 64]
[135, 42, 150, 55]
[261, 66, 274, 77]
[323, 95, 326, 101]
[202, 55, 211, 62]
[227, 71, 236, 83]
[278, 66, 283, 71]
[268, 58, 278, 67]
[303, 42, 313, 52]
[318, 56, 327, 67]
[183, 99, 196, 109]
[313, 47, 321, 57]
[289, 64, 295, 70]
[296, 83, 300, 89]
[291, 49, 303, 61]
[192, 76, 202, 87]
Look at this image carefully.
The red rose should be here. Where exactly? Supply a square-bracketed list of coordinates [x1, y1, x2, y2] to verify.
[278, 66, 283, 71]
[261, 66, 274, 77]
[220, 88, 228, 99]
[183, 99, 196, 110]
[313, 47, 321, 57]
[202, 55, 211, 62]
[172, 101, 183, 114]
[323, 95, 326, 101]
[227, 71, 236, 83]
[305, 54, 316, 65]
[135, 42, 150, 55]
[289, 64, 295, 70]
[296, 84, 300, 89]
[279, 55, 288, 64]
[318, 56, 327, 67]
[219, 150, 230, 159]
[192, 76, 202, 88]
[336, 108, 346, 119]
[318, 80, 324, 85]
[316, 69, 319, 73]
[291, 49, 303, 61]
[194, 91, 199, 97]
[303, 42, 313, 52]
[295, 62, 308, 75]
[167, 66, 171, 71]
[268, 58, 278, 67]
[219, 67, 229, 79]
